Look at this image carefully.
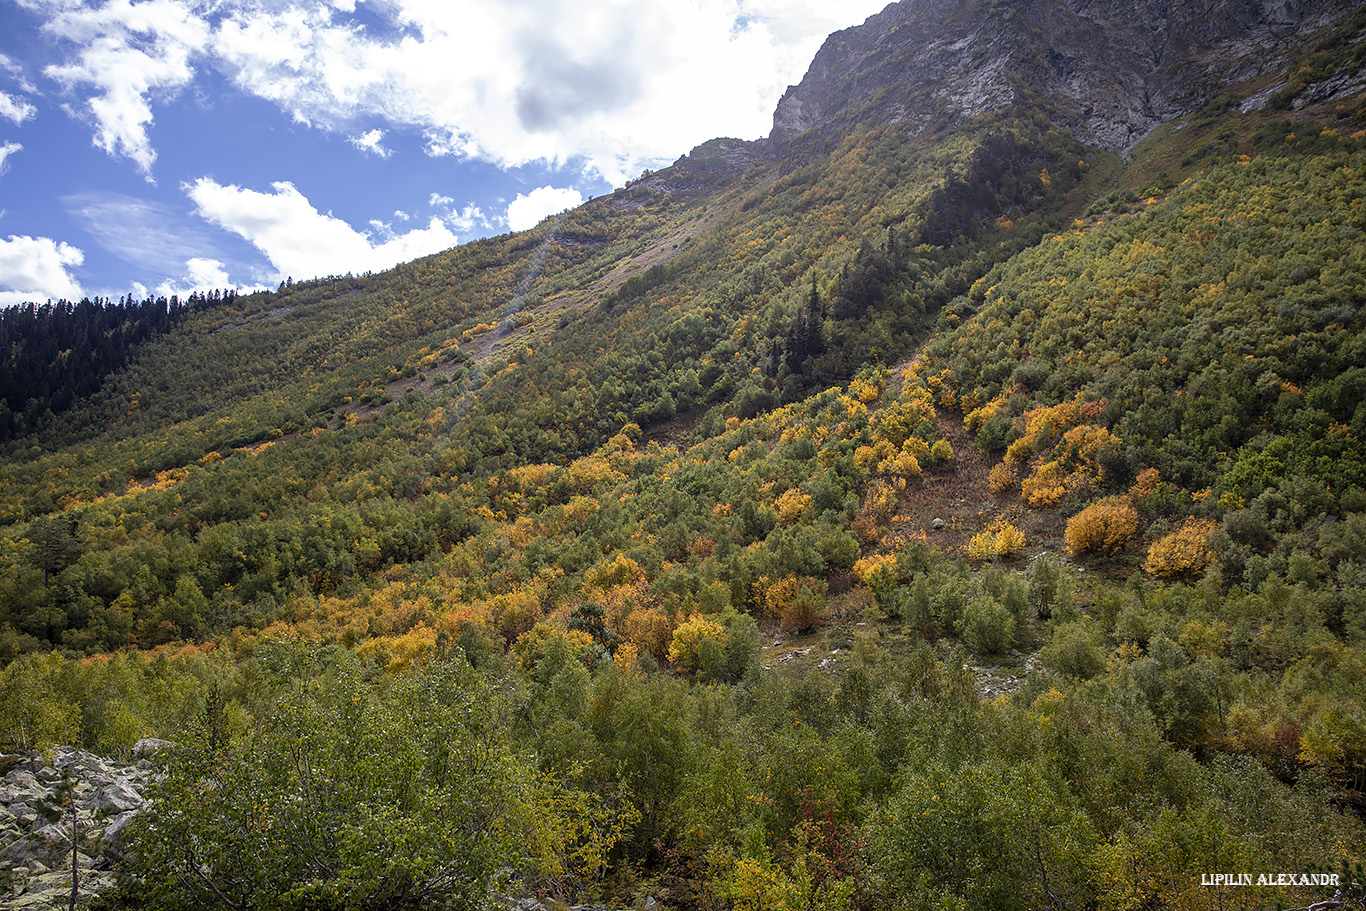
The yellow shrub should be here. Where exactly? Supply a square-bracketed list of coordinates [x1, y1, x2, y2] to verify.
[584, 553, 645, 590]
[461, 321, 496, 341]
[623, 607, 674, 661]
[963, 394, 1007, 434]
[762, 574, 827, 628]
[849, 368, 886, 403]
[967, 519, 1026, 561]
[873, 391, 936, 445]
[1143, 518, 1219, 578]
[901, 437, 929, 459]
[613, 641, 641, 674]
[774, 488, 813, 524]
[567, 454, 625, 493]
[668, 614, 727, 674]
[885, 451, 922, 480]
[512, 622, 598, 671]
[862, 478, 903, 521]
[1021, 460, 1071, 507]
[853, 552, 900, 590]
[1065, 496, 1140, 555]
[1060, 424, 1120, 481]
[989, 461, 1019, 495]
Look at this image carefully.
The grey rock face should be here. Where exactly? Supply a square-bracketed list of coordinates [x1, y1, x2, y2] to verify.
[1, 748, 158, 907]
[770, 0, 1359, 154]
[132, 738, 174, 760]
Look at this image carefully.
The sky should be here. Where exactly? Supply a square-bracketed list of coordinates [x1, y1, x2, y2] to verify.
[0, 0, 891, 307]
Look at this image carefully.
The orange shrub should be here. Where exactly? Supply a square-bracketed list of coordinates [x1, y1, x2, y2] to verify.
[1144, 518, 1219, 578]
[781, 588, 826, 633]
[1021, 460, 1071, 507]
[989, 461, 1019, 496]
[1065, 496, 1140, 555]
[1130, 467, 1162, 499]
[622, 607, 674, 661]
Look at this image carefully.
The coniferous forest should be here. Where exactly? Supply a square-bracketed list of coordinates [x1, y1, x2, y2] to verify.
[3, 2, 1366, 910]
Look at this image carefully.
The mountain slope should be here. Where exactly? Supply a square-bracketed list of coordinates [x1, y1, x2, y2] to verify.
[2, 2, 1366, 907]
[771, 0, 1362, 154]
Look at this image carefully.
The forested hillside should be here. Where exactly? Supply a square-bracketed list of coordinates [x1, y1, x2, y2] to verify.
[0, 290, 235, 443]
[2, 0, 1366, 909]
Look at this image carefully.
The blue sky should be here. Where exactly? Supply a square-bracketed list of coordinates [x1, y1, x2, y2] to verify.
[0, 0, 889, 306]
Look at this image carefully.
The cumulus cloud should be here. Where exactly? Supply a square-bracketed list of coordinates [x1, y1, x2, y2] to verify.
[0, 142, 20, 175]
[0, 91, 37, 125]
[153, 256, 242, 297]
[35, 0, 211, 175]
[26, 0, 887, 182]
[349, 127, 389, 157]
[506, 186, 584, 232]
[184, 177, 458, 280]
[427, 194, 490, 233]
[0, 234, 85, 306]
[445, 203, 490, 234]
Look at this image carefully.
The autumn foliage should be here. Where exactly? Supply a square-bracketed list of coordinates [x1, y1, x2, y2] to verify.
[967, 518, 1026, 561]
[1064, 496, 1140, 555]
[1143, 518, 1219, 578]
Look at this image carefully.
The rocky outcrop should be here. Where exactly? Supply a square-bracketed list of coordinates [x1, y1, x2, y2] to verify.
[0, 745, 160, 908]
[770, 0, 1361, 154]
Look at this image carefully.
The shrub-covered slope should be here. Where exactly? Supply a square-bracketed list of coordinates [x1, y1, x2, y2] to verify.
[1, 2, 1366, 909]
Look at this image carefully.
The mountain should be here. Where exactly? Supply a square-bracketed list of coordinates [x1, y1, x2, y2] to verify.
[2, 1, 1366, 908]
[770, 0, 1360, 154]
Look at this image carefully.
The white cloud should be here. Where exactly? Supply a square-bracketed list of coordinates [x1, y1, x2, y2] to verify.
[36, 0, 211, 175]
[0, 91, 37, 125]
[0, 234, 85, 305]
[506, 186, 584, 232]
[349, 127, 389, 157]
[62, 190, 220, 274]
[26, 0, 888, 183]
[185, 177, 458, 280]
[153, 256, 240, 297]
[427, 193, 489, 232]
[0, 142, 20, 175]
[445, 203, 490, 234]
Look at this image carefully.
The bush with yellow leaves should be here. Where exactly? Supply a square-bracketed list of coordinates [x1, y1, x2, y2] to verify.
[667, 614, 727, 675]
[774, 488, 813, 525]
[1143, 518, 1219, 578]
[967, 519, 1026, 561]
[760, 574, 828, 631]
[1021, 460, 1072, 507]
[1064, 496, 1139, 555]
[853, 552, 901, 590]
[989, 461, 1019, 495]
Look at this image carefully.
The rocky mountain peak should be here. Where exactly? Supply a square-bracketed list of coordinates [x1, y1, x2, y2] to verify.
[771, 0, 1359, 154]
